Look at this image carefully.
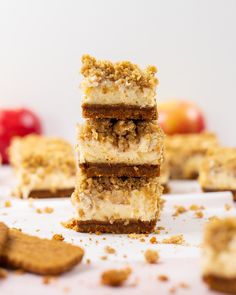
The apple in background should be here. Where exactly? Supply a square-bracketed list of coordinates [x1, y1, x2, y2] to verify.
[0, 108, 42, 164]
[158, 100, 206, 135]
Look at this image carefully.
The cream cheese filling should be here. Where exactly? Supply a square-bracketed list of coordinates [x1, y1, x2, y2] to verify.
[81, 79, 156, 107]
[15, 168, 75, 199]
[199, 170, 236, 190]
[202, 236, 236, 278]
[72, 190, 159, 222]
[78, 137, 163, 165]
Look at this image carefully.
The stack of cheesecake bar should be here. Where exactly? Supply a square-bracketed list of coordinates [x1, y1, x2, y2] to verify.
[72, 55, 164, 233]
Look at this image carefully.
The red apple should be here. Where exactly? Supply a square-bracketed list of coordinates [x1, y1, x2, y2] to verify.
[158, 100, 206, 135]
[0, 108, 42, 164]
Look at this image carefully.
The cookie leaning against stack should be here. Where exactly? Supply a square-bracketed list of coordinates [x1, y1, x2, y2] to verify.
[71, 55, 164, 234]
[0, 222, 84, 275]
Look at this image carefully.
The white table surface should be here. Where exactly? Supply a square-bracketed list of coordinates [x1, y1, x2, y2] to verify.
[0, 166, 235, 295]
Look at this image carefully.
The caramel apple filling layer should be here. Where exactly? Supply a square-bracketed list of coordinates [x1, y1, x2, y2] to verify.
[78, 119, 164, 166]
[72, 174, 162, 222]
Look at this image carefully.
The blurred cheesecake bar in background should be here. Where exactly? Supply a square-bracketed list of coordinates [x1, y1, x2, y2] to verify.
[159, 157, 170, 193]
[9, 135, 76, 198]
[203, 217, 236, 294]
[80, 54, 158, 120]
[78, 119, 164, 177]
[165, 132, 217, 179]
[199, 147, 236, 200]
[72, 172, 162, 233]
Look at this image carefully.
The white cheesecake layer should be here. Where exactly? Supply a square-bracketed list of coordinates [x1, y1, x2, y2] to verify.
[72, 189, 160, 222]
[78, 137, 163, 165]
[15, 168, 75, 199]
[81, 79, 156, 107]
[202, 236, 236, 278]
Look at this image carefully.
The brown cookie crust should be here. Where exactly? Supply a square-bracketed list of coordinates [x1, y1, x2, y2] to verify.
[28, 188, 74, 199]
[79, 163, 160, 177]
[82, 104, 157, 120]
[203, 274, 236, 294]
[0, 223, 8, 254]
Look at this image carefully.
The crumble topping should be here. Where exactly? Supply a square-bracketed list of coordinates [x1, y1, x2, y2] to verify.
[101, 267, 132, 287]
[204, 217, 236, 252]
[52, 234, 64, 241]
[162, 235, 185, 245]
[79, 119, 163, 152]
[81, 55, 158, 89]
[144, 249, 159, 264]
[172, 206, 187, 217]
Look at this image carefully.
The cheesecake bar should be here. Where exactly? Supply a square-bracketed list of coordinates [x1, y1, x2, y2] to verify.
[72, 172, 163, 234]
[78, 119, 164, 177]
[9, 135, 76, 199]
[81, 55, 158, 120]
[165, 132, 217, 179]
[203, 217, 236, 294]
[199, 147, 236, 200]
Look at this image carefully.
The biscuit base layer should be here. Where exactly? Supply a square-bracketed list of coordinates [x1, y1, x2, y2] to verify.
[203, 275, 236, 294]
[202, 188, 236, 201]
[82, 103, 157, 120]
[73, 219, 157, 234]
[28, 188, 74, 198]
[79, 163, 160, 177]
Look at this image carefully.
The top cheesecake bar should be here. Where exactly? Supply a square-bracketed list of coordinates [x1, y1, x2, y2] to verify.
[81, 55, 158, 120]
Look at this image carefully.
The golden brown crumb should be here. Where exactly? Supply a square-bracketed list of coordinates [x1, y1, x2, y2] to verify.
[158, 275, 169, 282]
[95, 231, 101, 235]
[100, 256, 108, 260]
[101, 267, 132, 287]
[225, 204, 232, 211]
[172, 206, 187, 217]
[86, 259, 91, 264]
[144, 249, 159, 264]
[179, 282, 190, 289]
[43, 276, 53, 284]
[150, 236, 158, 244]
[169, 286, 177, 294]
[194, 211, 204, 218]
[104, 246, 116, 254]
[36, 208, 42, 214]
[128, 233, 146, 239]
[44, 207, 54, 214]
[189, 204, 204, 211]
[162, 235, 185, 245]
[0, 268, 8, 279]
[140, 238, 145, 242]
[4, 201, 11, 208]
[208, 216, 219, 222]
[52, 234, 64, 241]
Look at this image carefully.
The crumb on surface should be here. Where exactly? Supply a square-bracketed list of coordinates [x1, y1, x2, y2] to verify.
[104, 246, 116, 254]
[0, 268, 8, 279]
[150, 236, 158, 244]
[44, 207, 54, 214]
[194, 211, 204, 218]
[208, 216, 219, 221]
[36, 208, 42, 214]
[52, 234, 64, 241]
[100, 256, 108, 260]
[189, 204, 204, 211]
[4, 200, 11, 208]
[172, 205, 187, 217]
[162, 234, 184, 245]
[86, 259, 91, 264]
[179, 282, 190, 289]
[128, 233, 146, 240]
[158, 274, 169, 282]
[144, 249, 159, 264]
[140, 238, 145, 242]
[169, 286, 177, 294]
[42, 276, 54, 285]
[101, 267, 132, 287]
[225, 204, 232, 211]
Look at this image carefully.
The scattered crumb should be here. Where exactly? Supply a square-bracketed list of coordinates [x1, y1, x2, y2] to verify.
[225, 204, 232, 211]
[189, 204, 204, 211]
[104, 246, 116, 254]
[194, 211, 204, 218]
[128, 233, 146, 240]
[100, 256, 108, 260]
[158, 274, 169, 282]
[162, 234, 185, 245]
[169, 286, 177, 294]
[4, 200, 11, 208]
[150, 236, 158, 244]
[63, 287, 70, 293]
[52, 234, 64, 241]
[172, 205, 187, 217]
[144, 249, 159, 264]
[102, 237, 106, 240]
[36, 208, 42, 214]
[179, 282, 190, 289]
[44, 207, 54, 214]
[86, 259, 91, 264]
[42, 276, 54, 285]
[0, 268, 8, 279]
[208, 216, 219, 221]
[101, 267, 132, 287]
[123, 254, 127, 258]
[140, 238, 145, 242]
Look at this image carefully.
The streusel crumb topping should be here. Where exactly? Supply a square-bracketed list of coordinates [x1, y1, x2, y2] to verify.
[81, 54, 158, 89]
